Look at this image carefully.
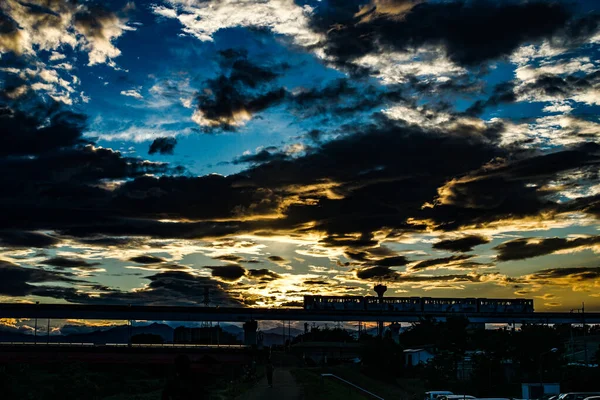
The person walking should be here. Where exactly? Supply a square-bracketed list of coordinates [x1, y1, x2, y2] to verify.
[266, 359, 274, 388]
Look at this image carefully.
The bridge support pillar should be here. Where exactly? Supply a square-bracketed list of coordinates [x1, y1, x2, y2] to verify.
[389, 322, 401, 343]
[377, 321, 384, 338]
[467, 322, 485, 331]
[243, 320, 258, 346]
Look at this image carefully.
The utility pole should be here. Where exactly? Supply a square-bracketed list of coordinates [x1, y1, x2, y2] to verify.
[34, 301, 39, 344]
[570, 303, 588, 365]
[583, 302, 588, 365]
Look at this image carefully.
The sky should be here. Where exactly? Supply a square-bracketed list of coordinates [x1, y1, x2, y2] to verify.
[1, 0, 600, 332]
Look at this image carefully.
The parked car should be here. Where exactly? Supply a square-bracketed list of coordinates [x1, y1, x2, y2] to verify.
[439, 395, 475, 400]
[558, 394, 600, 400]
[472, 398, 511, 400]
[425, 391, 454, 400]
[583, 397, 600, 400]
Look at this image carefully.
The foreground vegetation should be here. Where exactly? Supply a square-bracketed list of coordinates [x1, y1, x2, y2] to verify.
[291, 368, 370, 400]
[291, 318, 600, 397]
[0, 361, 252, 400]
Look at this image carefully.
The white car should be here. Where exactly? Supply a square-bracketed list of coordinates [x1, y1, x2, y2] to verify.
[558, 393, 600, 400]
[425, 391, 454, 400]
[472, 398, 511, 400]
[439, 395, 475, 400]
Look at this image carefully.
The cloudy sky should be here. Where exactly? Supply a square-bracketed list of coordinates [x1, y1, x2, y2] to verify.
[1, 0, 599, 320]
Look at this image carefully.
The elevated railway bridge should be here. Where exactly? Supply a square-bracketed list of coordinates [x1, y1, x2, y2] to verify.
[0, 303, 598, 347]
[1, 303, 598, 324]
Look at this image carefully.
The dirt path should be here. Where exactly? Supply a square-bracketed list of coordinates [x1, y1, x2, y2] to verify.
[236, 368, 301, 400]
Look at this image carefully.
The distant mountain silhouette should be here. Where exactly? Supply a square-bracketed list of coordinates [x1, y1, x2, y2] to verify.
[0, 322, 305, 345]
[0, 323, 174, 343]
[65, 322, 174, 343]
[262, 327, 303, 336]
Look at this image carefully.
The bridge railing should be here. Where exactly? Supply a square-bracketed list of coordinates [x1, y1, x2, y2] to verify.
[0, 342, 249, 349]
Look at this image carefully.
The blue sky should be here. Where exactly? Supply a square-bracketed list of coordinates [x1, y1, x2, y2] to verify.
[0, 0, 599, 333]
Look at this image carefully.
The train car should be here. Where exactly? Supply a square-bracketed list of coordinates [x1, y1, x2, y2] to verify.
[304, 295, 534, 313]
[477, 298, 533, 313]
[303, 295, 365, 311]
[365, 296, 422, 311]
[422, 297, 478, 313]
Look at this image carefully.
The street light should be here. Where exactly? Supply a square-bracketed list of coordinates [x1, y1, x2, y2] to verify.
[34, 301, 39, 344]
[539, 347, 558, 397]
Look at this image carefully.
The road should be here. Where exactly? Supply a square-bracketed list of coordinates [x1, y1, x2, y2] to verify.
[236, 368, 301, 400]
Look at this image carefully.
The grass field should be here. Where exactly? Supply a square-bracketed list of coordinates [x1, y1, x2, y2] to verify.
[0, 362, 250, 400]
[294, 365, 427, 400]
[291, 368, 371, 399]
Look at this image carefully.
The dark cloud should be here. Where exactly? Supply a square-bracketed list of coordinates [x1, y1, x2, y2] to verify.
[0, 98, 176, 239]
[0, 259, 80, 296]
[29, 270, 241, 306]
[127, 263, 189, 271]
[0, 230, 59, 248]
[129, 255, 168, 264]
[109, 174, 280, 222]
[306, 129, 324, 143]
[213, 254, 244, 263]
[247, 269, 281, 281]
[410, 75, 484, 98]
[268, 256, 287, 263]
[241, 259, 261, 264]
[391, 273, 484, 284]
[0, 106, 88, 157]
[195, 50, 287, 131]
[355, 266, 397, 280]
[1, 89, 598, 277]
[74, 236, 141, 247]
[425, 142, 600, 230]
[494, 235, 600, 261]
[232, 148, 290, 165]
[355, 264, 485, 284]
[465, 81, 516, 116]
[311, 1, 579, 69]
[0, 11, 21, 55]
[528, 267, 600, 281]
[320, 233, 379, 249]
[148, 137, 177, 155]
[66, 115, 596, 244]
[374, 255, 409, 267]
[409, 255, 474, 272]
[345, 251, 369, 261]
[73, 6, 126, 47]
[519, 70, 600, 101]
[289, 79, 405, 119]
[433, 235, 490, 252]
[467, 71, 600, 115]
[206, 264, 246, 281]
[303, 279, 329, 285]
[40, 257, 101, 269]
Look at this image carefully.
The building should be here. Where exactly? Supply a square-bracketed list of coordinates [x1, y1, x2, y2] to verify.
[291, 342, 361, 365]
[522, 383, 560, 399]
[404, 348, 435, 366]
[173, 326, 238, 344]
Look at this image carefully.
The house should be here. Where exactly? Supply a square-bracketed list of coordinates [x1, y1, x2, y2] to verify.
[404, 348, 435, 366]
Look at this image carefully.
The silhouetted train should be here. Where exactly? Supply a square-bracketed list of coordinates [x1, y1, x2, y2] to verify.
[303, 295, 534, 313]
